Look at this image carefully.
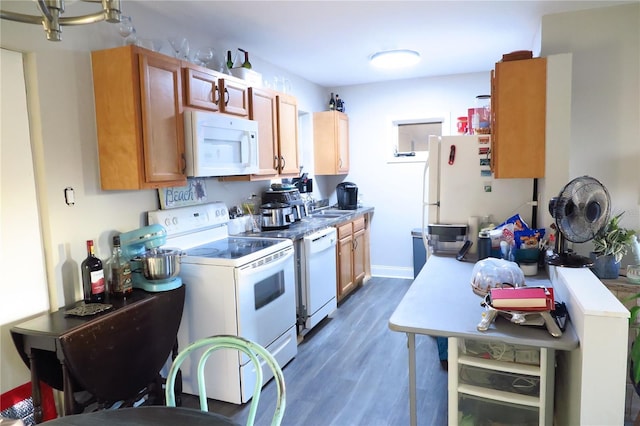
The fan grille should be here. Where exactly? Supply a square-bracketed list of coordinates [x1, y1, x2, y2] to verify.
[551, 176, 610, 243]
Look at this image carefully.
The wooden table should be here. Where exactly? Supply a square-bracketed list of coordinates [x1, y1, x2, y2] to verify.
[389, 256, 579, 426]
[41, 406, 238, 426]
[11, 285, 185, 423]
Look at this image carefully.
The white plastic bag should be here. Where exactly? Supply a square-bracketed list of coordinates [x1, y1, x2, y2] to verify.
[470, 258, 525, 297]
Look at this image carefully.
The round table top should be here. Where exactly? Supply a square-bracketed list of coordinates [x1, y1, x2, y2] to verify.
[43, 406, 240, 426]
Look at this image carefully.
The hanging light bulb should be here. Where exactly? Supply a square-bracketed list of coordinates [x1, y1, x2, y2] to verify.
[0, 0, 122, 41]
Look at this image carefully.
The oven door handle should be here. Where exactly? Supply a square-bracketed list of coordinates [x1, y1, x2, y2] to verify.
[237, 247, 294, 274]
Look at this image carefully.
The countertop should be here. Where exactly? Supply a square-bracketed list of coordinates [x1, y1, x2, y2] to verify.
[239, 206, 375, 241]
[389, 255, 579, 350]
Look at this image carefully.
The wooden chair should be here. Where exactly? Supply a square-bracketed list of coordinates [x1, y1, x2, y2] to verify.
[165, 335, 286, 426]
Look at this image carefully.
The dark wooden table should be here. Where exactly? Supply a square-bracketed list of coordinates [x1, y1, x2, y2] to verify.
[11, 285, 185, 423]
[41, 406, 239, 425]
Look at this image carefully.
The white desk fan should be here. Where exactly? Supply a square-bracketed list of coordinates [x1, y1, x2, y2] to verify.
[547, 176, 611, 267]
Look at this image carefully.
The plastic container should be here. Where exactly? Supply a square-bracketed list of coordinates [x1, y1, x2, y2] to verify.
[456, 116, 468, 134]
[470, 95, 491, 135]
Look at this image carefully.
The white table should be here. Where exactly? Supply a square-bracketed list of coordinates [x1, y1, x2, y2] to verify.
[389, 255, 579, 426]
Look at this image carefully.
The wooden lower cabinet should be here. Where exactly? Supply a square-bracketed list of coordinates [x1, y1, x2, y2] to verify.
[336, 215, 367, 302]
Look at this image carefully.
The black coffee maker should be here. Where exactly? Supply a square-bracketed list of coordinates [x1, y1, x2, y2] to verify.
[336, 182, 358, 210]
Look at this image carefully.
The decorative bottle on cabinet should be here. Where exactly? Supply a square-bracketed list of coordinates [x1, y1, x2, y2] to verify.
[335, 94, 345, 112]
[240, 49, 252, 69]
[329, 92, 336, 111]
[106, 235, 132, 298]
[82, 240, 105, 303]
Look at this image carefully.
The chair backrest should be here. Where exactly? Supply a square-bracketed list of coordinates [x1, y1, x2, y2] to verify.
[165, 335, 286, 426]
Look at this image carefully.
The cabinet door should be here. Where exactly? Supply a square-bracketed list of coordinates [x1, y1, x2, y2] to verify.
[219, 78, 248, 117]
[276, 93, 300, 176]
[336, 112, 350, 173]
[491, 58, 546, 178]
[337, 235, 355, 300]
[352, 217, 366, 284]
[183, 67, 219, 112]
[139, 53, 186, 185]
[313, 111, 349, 175]
[249, 87, 279, 177]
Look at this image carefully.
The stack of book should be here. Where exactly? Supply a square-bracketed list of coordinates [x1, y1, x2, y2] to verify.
[489, 286, 554, 311]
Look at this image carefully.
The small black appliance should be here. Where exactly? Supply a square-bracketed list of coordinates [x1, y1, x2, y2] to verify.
[336, 182, 358, 210]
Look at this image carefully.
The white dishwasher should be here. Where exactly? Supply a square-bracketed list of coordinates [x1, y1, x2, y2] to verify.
[299, 227, 337, 333]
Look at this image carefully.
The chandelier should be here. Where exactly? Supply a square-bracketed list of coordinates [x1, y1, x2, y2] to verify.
[0, 0, 122, 41]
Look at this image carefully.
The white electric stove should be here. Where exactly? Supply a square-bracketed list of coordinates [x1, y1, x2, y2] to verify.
[148, 202, 297, 404]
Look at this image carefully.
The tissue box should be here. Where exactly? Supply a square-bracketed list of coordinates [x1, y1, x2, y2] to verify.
[230, 68, 262, 87]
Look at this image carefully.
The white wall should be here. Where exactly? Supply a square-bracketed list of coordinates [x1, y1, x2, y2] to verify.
[327, 73, 491, 277]
[541, 3, 640, 262]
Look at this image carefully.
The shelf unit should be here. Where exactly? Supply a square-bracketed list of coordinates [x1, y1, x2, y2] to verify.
[448, 337, 555, 426]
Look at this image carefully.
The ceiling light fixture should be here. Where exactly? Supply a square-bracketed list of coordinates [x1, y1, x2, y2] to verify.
[0, 0, 122, 42]
[370, 49, 421, 69]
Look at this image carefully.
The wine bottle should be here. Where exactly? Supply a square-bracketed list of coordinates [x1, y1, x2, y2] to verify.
[226, 50, 233, 69]
[329, 92, 336, 111]
[240, 49, 252, 69]
[106, 235, 132, 298]
[335, 94, 344, 112]
[81, 240, 105, 303]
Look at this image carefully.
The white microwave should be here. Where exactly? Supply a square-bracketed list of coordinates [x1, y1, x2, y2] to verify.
[184, 110, 259, 177]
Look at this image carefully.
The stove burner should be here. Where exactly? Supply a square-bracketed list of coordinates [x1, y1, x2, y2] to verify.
[188, 247, 221, 257]
[184, 237, 285, 260]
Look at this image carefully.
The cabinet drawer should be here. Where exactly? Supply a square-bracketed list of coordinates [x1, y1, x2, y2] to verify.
[458, 394, 539, 426]
[337, 222, 353, 239]
[352, 216, 365, 233]
[459, 365, 540, 397]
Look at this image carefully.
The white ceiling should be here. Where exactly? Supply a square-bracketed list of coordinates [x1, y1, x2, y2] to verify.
[0, 0, 631, 87]
[129, 0, 630, 87]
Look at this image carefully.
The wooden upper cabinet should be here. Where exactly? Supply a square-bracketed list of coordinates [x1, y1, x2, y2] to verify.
[219, 78, 249, 117]
[249, 87, 279, 177]
[314, 111, 350, 175]
[491, 57, 547, 178]
[91, 45, 186, 190]
[276, 93, 300, 176]
[183, 64, 220, 112]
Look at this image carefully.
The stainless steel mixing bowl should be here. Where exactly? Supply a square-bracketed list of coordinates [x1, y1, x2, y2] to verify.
[140, 248, 183, 281]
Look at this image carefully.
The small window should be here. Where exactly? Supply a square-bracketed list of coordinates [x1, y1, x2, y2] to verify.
[397, 121, 442, 153]
[389, 117, 444, 163]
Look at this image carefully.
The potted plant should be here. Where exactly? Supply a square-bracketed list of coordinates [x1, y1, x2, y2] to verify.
[591, 212, 636, 279]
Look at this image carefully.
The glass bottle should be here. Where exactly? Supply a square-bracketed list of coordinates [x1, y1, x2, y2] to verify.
[106, 235, 133, 298]
[226, 50, 233, 70]
[81, 240, 105, 303]
[240, 49, 252, 69]
[335, 94, 344, 112]
[329, 92, 336, 111]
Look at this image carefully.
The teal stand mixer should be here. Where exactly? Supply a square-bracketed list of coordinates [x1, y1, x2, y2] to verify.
[119, 224, 183, 292]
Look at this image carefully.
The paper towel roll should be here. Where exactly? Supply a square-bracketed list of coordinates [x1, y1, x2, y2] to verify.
[468, 216, 479, 254]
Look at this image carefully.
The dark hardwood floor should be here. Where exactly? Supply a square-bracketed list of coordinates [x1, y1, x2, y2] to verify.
[182, 277, 448, 425]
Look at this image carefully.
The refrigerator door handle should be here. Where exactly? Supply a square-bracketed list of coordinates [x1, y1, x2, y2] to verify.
[448, 144, 456, 165]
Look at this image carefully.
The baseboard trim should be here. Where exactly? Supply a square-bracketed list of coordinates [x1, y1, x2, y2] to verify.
[371, 265, 414, 280]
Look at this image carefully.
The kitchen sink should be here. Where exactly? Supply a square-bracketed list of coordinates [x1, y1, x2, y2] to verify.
[308, 209, 350, 219]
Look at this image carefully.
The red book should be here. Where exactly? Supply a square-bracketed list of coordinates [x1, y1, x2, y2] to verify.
[490, 287, 552, 310]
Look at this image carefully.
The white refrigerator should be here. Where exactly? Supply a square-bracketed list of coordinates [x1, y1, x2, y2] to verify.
[422, 135, 536, 255]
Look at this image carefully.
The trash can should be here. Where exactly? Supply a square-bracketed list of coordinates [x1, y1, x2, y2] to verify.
[412, 228, 427, 278]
